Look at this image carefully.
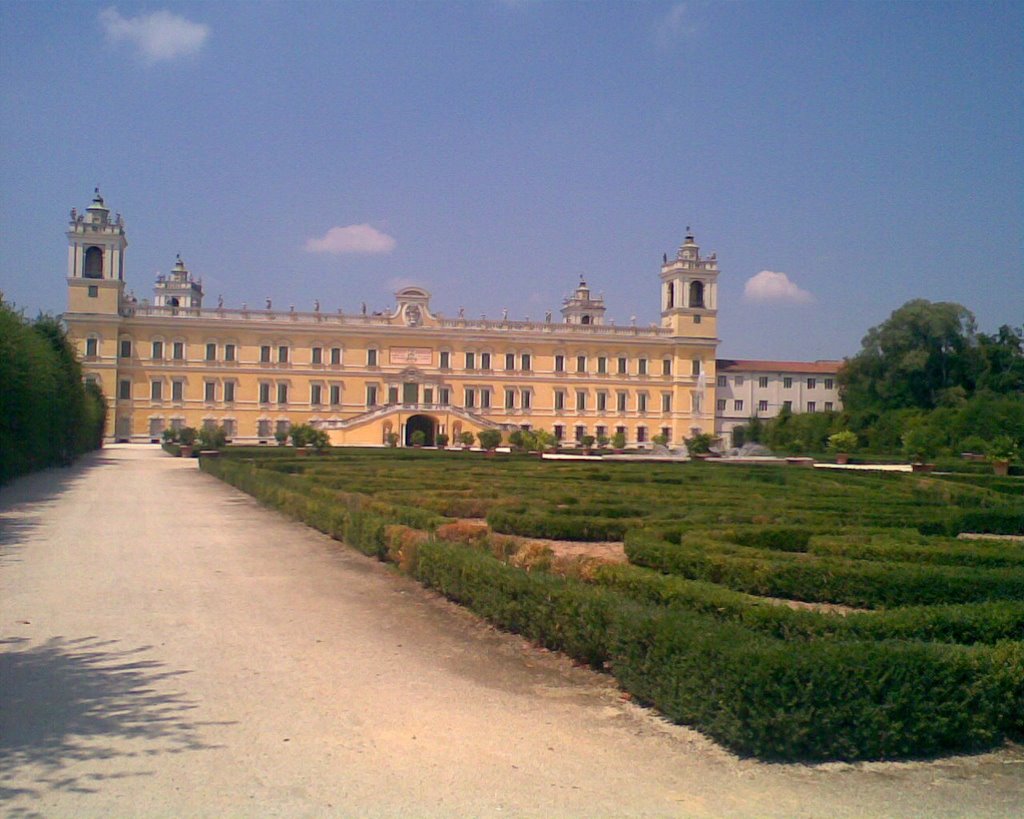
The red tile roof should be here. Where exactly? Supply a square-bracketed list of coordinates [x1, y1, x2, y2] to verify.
[716, 359, 842, 374]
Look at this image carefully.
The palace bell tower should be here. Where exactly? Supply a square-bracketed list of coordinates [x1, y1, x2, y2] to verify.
[66, 188, 127, 316]
[660, 228, 719, 339]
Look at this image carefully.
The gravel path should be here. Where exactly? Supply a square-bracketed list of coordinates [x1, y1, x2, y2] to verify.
[1, 446, 1020, 817]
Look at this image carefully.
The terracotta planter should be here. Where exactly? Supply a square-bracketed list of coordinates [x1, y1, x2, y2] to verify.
[992, 460, 1010, 477]
[835, 453, 849, 465]
[179, 445, 193, 458]
[295, 447, 310, 457]
[911, 462, 935, 473]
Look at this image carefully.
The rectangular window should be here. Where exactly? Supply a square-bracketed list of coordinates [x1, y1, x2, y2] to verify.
[661, 427, 671, 441]
[692, 359, 701, 375]
[367, 348, 378, 367]
[312, 347, 323, 365]
[575, 425, 585, 442]
[783, 400, 792, 411]
[118, 379, 131, 400]
[520, 390, 531, 410]
[259, 383, 271, 404]
[87, 285, 98, 297]
[661, 393, 672, 413]
[554, 354, 565, 373]
[119, 339, 132, 358]
[505, 353, 515, 371]
[758, 399, 769, 412]
[260, 345, 271, 363]
[278, 345, 289, 363]
[423, 387, 433, 404]
[554, 425, 564, 441]
[597, 392, 607, 412]
[151, 381, 163, 401]
[825, 401, 834, 411]
[576, 390, 586, 411]
[615, 425, 626, 438]
[694, 314, 702, 324]
[388, 386, 399, 405]
[638, 393, 648, 413]
[783, 377, 793, 389]
[148, 418, 164, 438]
[367, 385, 378, 406]
[520, 353, 532, 371]
[759, 376, 769, 389]
[204, 382, 216, 402]
[597, 356, 607, 374]
[662, 359, 672, 376]
[465, 388, 476, 408]
[505, 389, 515, 409]
[222, 419, 236, 438]
[438, 388, 450, 406]
[480, 352, 491, 370]
[638, 358, 648, 376]
[636, 427, 647, 443]
[617, 391, 627, 412]
[465, 352, 475, 370]
[553, 391, 564, 411]
[311, 384, 322, 405]
[808, 401, 817, 412]
[172, 381, 184, 402]
[224, 382, 235, 403]
[577, 355, 586, 373]
[439, 350, 450, 369]
[717, 375, 727, 387]
[258, 420, 272, 439]
[173, 341, 184, 360]
[618, 357, 628, 375]
[596, 425, 607, 439]
[734, 376, 744, 386]
[807, 378, 816, 389]
[330, 385, 341, 405]
[205, 342, 216, 361]
[152, 340, 163, 359]
[276, 420, 290, 439]
[224, 343, 235, 362]
[86, 337, 98, 357]
[480, 389, 491, 409]
[277, 383, 288, 404]
[716, 399, 726, 412]
[734, 399, 743, 412]
[329, 347, 341, 365]
[825, 378, 834, 390]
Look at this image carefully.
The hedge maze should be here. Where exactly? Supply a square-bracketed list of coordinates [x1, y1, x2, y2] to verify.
[201, 449, 1024, 762]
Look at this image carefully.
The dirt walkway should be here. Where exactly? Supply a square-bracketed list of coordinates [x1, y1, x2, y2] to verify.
[1, 447, 1020, 817]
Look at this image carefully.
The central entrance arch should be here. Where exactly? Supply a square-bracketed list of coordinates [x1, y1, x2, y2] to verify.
[405, 414, 436, 447]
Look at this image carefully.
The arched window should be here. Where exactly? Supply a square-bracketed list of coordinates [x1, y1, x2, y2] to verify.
[83, 246, 103, 279]
[666, 282, 674, 308]
[581, 315, 591, 325]
[689, 281, 705, 308]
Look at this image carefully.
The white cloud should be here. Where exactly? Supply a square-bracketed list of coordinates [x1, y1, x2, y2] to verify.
[305, 224, 396, 255]
[656, 3, 696, 48]
[100, 8, 210, 63]
[743, 270, 814, 304]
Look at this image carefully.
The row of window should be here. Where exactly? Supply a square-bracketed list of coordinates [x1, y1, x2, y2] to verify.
[717, 374, 835, 390]
[91, 338, 703, 376]
[128, 379, 677, 413]
[717, 399, 835, 413]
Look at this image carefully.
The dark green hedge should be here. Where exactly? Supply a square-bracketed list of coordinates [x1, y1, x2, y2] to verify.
[487, 509, 629, 541]
[808, 532, 1024, 568]
[919, 508, 1024, 536]
[625, 531, 1024, 608]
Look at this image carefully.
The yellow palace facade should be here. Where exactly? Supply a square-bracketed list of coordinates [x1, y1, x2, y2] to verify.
[64, 191, 720, 447]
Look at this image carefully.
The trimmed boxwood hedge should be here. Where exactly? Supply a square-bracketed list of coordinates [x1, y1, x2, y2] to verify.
[487, 509, 629, 542]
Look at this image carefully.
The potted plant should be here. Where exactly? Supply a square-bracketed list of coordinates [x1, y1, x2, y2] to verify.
[986, 435, 1019, 477]
[410, 429, 426, 448]
[458, 431, 476, 450]
[686, 432, 715, 459]
[596, 433, 609, 450]
[652, 433, 668, 448]
[902, 427, 938, 472]
[580, 434, 596, 454]
[385, 431, 400, 448]
[478, 429, 502, 453]
[435, 432, 449, 449]
[178, 426, 198, 457]
[611, 430, 626, 453]
[827, 430, 858, 465]
[508, 429, 525, 451]
[274, 427, 290, 447]
[197, 424, 227, 456]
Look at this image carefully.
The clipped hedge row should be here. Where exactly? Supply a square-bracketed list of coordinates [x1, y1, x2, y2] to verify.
[919, 507, 1024, 536]
[593, 562, 1024, 645]
[807, 532, 1024, 569]
[624, 530, 1024, 608]
[487, 509, 629, 542]
[416, 540, 1023, 760]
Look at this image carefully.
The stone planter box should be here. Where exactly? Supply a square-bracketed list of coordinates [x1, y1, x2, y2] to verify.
[911, 462, 935, 473]
[992, 460, 1010, 477]
[785, 457, 815, 468]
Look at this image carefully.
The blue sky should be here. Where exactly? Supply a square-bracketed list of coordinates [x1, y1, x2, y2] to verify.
[1, 1, 1020, 359]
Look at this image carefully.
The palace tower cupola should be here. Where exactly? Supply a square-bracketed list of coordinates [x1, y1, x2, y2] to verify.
[660, 228, 719, 338]
[560, 276, 606, 325]
[153, 254, 204, 309]
[66, 188, 128, 315]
